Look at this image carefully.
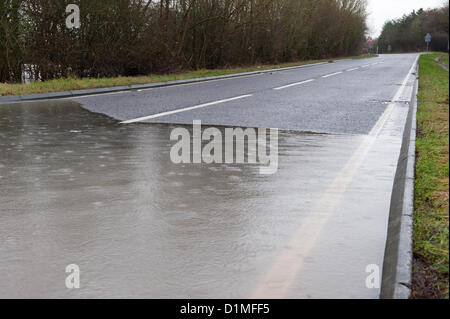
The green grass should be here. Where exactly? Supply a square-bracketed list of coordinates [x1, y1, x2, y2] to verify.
[0, 54, 377, 97]
[412, 52, 449, 299]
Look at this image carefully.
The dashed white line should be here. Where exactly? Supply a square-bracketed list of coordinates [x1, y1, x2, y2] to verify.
[322, 71, 343, 78]
[120, 94, 253, 124]
[346, 67, 359, 72]
[361, 64, 370, 68]
[273, 79, 315, 90]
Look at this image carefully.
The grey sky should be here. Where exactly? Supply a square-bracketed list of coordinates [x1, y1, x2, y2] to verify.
[367, 0, 447, 37]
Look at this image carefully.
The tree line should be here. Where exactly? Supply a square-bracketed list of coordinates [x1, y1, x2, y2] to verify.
[0, 0, 368, 83]
[377, 2, 449, 53]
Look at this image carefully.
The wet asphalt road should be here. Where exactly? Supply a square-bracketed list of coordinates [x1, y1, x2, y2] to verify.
[76, 54, 418, 134]
[0, 54, 418, 298]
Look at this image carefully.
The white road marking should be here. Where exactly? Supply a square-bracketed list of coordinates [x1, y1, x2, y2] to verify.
[251, 55, 420, 299]
[346, 67, 359, 72]
[369, 56, 419, 136]
[322, 71, 343, 78]
[361, 64, 370, 68]
[120, 94, 253, 124]
[273, 79, 315, 90]
[132, 61, 328, 93]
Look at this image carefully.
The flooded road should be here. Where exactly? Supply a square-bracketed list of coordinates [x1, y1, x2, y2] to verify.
[0, 100, 406, 298]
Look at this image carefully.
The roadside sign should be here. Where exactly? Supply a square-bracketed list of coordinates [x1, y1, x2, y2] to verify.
[425, 33, 432, 51]
[366, 37, 373, 49]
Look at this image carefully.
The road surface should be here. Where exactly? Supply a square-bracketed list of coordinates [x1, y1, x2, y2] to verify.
[0, 53, 418, 298]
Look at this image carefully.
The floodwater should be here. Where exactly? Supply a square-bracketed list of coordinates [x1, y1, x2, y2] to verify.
[0, 100, 405, 298]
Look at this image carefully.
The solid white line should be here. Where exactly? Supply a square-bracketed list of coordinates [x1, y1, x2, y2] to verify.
[120, 94, 253, 124]
[251, 55, 420, 299]
[273, 79, 315, 90]
[322, 71, 343, 78]
[346, 67, 359, 72]
[369, 56, 419, 136]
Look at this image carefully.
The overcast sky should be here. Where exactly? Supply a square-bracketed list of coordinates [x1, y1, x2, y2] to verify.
[367, 0, 447, 37]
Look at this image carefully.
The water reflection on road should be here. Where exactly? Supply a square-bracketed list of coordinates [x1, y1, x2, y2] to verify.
[0, 101, 397, 298]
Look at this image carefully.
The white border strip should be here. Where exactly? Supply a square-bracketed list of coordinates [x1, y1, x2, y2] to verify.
[369, 56, 419, 136]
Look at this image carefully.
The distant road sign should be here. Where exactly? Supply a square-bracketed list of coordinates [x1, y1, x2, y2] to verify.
[425, 33, 432, 51]
[366, 37, 373, 49]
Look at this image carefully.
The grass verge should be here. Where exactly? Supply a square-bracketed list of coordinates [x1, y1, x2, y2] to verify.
[0, 54, 377, 97]
[412, 52, 449, 299]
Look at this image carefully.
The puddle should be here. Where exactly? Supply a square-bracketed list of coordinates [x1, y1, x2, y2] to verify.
[0, 101, 397, 298]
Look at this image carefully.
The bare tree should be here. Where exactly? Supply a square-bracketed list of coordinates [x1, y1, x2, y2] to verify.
[1, 0, 369, 83]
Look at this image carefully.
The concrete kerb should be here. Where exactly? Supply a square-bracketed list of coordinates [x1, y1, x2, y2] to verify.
[0, 56, 379, 104]
[380, 59, 419, 299]
[434, 54, 449, 72]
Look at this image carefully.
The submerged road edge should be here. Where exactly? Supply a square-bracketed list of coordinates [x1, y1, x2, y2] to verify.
[380, 59, 420, 299]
